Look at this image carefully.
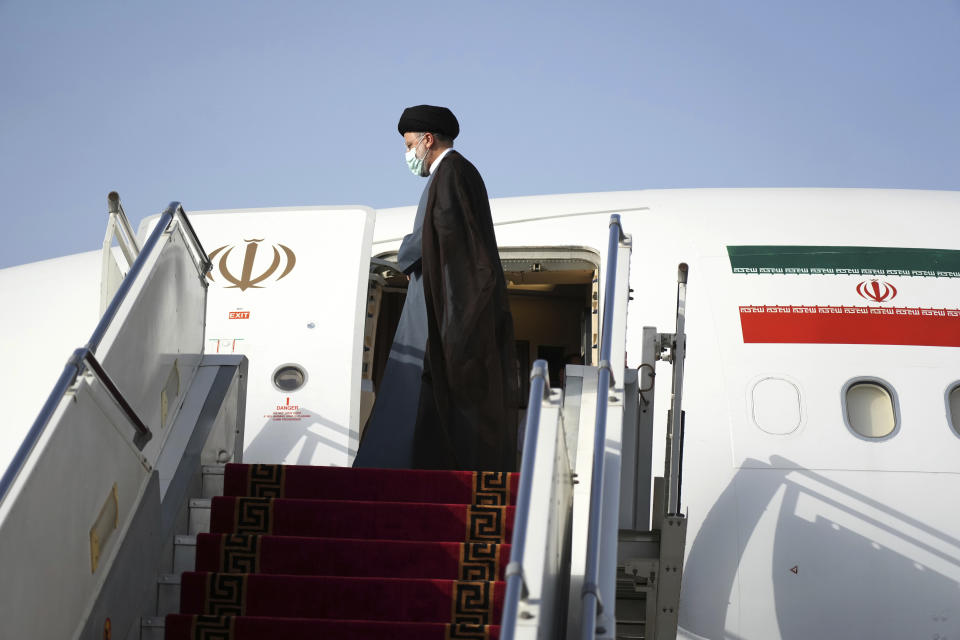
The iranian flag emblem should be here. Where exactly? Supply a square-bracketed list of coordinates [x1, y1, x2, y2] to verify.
[728, 246, 960, 347]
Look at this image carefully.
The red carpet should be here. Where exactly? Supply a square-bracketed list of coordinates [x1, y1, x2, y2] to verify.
[165, 615, 501, 640]
[196, 535, 510, 580]
[165, 464, 518, 639]
[224, 465, 519, 504]
[210, 497, 515, 542]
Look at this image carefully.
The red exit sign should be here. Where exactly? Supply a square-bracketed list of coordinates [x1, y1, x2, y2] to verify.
[228, 311, 250, 320]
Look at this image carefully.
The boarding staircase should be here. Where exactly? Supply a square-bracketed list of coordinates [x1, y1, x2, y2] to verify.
[0, 196, 689, 639]
[150, 464, 515, 639]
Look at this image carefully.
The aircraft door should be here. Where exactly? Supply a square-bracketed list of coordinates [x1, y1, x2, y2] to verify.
[192, 206, 375, 467]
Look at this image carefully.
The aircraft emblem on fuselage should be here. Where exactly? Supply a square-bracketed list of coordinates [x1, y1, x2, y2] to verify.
[856, 279, 897, 303]
[207, 239, 297, 291]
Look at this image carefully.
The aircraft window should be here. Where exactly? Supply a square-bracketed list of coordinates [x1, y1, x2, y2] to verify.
[273, 364, 307, 392]
[844, 380, 897, 439]
[751, 377, 801, 434]
[948, 384, 960, 436]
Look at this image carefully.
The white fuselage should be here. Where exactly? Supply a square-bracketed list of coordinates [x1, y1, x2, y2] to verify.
[1, 188, 958, 639]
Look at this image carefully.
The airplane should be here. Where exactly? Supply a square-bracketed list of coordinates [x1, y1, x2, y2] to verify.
[0, 186, 958, 639]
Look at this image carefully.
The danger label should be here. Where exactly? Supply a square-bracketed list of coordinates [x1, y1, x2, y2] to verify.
[265, 397, 311, 422]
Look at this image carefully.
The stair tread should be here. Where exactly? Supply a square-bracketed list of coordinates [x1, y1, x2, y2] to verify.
[165, 614, 501, 640]
[210, 496, 514, 543]
[224, 463, 518, 504]
[196, 533, 509, 580]
[180, 572, 505, 622]
[185, 570, 505, 584]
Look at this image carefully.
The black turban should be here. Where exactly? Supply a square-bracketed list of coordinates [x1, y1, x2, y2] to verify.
[397, 105, 459, 139]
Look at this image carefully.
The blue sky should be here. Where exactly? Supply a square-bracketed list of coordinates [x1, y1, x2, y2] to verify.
[1, 1, 958, 268]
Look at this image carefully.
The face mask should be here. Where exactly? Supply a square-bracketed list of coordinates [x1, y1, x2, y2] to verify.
[404, 135, 429, 177]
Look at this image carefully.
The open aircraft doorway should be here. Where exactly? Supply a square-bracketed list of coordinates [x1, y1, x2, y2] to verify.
[359, 247, 599, 436]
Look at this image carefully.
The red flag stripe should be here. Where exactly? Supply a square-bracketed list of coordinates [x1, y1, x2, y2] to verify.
[739, 307, 960, 347]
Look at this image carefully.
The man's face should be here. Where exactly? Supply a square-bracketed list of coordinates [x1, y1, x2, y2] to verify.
[403, 131, 431, 157]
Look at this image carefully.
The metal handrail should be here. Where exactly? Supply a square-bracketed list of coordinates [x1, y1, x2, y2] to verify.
[89, 202, 210, 352]
[665, 264, 688, 516]
[106, 190, 141, 266]
[0, 353, 85, 506]
[0, 200, 210, 506]
[580, 214, 626, 639]
[172, 201, 213, 278]
[81, 348, 152, 449]
[500, 359, 551, 640]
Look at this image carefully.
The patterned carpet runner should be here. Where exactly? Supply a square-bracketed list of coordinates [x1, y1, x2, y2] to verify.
[165, 464, 519, 640]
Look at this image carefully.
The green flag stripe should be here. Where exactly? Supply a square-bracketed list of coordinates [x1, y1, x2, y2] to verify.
[727, 246, 960, 277]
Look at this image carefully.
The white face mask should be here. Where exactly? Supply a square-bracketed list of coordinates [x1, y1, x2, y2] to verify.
[404, 135, 429, 177]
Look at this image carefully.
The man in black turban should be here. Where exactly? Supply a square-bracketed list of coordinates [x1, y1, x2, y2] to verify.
[354, 105, 519, 471]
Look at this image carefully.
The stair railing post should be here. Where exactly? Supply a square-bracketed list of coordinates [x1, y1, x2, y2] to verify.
[501, 359, 551, 640]
[580, 214, 625, 639]
[664, 264, 688, 516]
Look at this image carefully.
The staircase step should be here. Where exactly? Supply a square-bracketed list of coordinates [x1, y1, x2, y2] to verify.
[224, 463, 518, 505]
[180, 572, 505, 624]
[210, 497, 514, 543]
[157, 574, 181, 617]
[188, 499, 210, 535]
[165, 615, 501, 639]
[196, 534, 510, 580]
[140, 616, 165, 640]
[173, 535, 196, 574]
[201, 465, 225, 499]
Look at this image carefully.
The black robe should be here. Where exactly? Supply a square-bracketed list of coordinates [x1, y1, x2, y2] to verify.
[353, 175, 433, 469]
[412, 151, 519, 471]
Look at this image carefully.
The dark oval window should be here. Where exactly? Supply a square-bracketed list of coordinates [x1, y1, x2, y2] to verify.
[845, 381, 896, 438]
[273, 364, 307, 392]
[948, 383, 960, 436]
